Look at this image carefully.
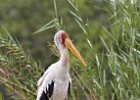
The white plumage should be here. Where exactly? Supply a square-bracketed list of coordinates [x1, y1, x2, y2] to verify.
[36, 30, 86, 100]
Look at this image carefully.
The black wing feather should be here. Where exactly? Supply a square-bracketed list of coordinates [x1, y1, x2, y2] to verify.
[68, 82, 71, 95]
[48, 81, 54, 97]
[40, 91, 49, 100]
[40, 81, 54, 100]
[65, 82, 71, 100]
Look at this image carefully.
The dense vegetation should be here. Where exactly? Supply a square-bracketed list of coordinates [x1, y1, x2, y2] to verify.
[0, 0, 140, 100]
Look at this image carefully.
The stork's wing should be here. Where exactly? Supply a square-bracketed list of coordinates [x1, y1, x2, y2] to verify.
[37, 64, 56, 100]
[68, 76, 72, 95]
[65, 79, 72, 100]
[68, 82, 71, 95]
[40, 81, 54, 100]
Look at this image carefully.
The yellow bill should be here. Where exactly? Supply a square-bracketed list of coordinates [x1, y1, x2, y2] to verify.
[65, 38, 87, 67]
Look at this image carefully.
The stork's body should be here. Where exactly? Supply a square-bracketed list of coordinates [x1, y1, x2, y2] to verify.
[37, 30, 86, 100]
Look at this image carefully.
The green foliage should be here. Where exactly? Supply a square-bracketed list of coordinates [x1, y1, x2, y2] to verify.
[67, 0, 140, 99]
[0, 92, 3, 100]
[0, 0, 140, 100]
[0, 27, 43, 99]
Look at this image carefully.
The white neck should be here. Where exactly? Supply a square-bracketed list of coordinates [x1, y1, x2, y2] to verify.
[59, 47, 70, 72]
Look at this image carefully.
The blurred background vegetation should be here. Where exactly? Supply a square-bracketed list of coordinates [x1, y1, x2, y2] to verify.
[0, 0, 140, 100]
[0, 0, 108, 66]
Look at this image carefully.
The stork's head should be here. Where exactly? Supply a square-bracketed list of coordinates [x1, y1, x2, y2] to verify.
[54, 30, 68, 49]
[54, 30, 87, 67]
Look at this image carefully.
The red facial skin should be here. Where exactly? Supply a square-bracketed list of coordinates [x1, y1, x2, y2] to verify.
[61, 32, 68, 44]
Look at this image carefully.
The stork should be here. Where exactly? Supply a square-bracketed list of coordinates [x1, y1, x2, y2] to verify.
[36, 30, 86, 100]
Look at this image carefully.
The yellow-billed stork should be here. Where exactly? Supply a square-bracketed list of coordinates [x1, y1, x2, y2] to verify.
[36, 30, 86, 100]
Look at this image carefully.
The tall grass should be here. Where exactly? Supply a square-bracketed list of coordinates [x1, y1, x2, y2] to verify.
[0, 0, 140, 100]
[0, 27, 43, 99]
[0, 92, 3, 99]
[66, 0, 140, 99]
